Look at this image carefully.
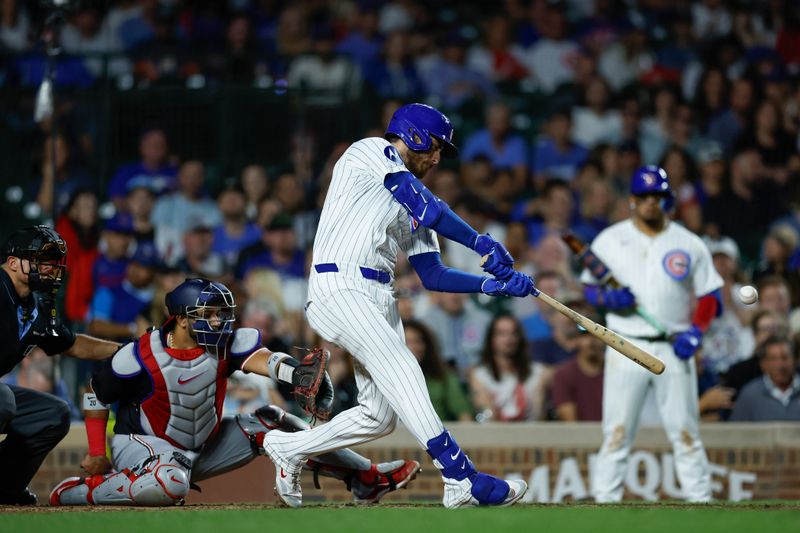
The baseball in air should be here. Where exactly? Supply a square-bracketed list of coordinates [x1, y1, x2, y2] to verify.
[738, 285, 759, 305]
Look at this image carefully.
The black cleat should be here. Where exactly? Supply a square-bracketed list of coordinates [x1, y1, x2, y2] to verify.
[0, 487, 38, 506]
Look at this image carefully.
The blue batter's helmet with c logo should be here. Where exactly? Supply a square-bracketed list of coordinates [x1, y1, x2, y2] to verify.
[385, 103, 458, 158]
[630, 165, 674, 211]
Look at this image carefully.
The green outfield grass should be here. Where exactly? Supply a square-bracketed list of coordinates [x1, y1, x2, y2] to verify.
[1, 502, 799, 533]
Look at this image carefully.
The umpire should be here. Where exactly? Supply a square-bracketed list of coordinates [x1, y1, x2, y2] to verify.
[0, 226, 121, 505]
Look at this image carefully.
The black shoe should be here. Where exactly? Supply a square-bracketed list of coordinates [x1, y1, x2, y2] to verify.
[0, 488, 38, 506]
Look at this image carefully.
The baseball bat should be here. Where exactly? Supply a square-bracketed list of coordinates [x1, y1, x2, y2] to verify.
[561, 232, 673, 339]
[480, 256, 666, 375]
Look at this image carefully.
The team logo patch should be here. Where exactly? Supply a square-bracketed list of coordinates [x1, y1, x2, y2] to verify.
[662, 249, 691, 280]
[384, 146, 402, 165]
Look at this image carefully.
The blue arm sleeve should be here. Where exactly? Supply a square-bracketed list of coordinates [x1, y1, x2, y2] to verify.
[431, 205, 480, 250]
[408, 252, 486, 293]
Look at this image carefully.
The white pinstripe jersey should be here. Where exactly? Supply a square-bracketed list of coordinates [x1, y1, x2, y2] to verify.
[310, 137, 440, 291]
[580, 219, 723, 337]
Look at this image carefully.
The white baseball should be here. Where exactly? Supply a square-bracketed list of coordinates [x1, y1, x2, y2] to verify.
[738, 285, 759, 305]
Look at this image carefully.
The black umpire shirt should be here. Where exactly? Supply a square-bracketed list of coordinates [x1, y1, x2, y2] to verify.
[0, 269, 75, 377]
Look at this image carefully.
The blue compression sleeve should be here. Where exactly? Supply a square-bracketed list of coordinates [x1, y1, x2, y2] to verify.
[431, 205, 480, 250]
[409, 252, 485, 293]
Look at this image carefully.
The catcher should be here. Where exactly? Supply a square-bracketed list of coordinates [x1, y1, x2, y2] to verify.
[50, 278, 419, 506]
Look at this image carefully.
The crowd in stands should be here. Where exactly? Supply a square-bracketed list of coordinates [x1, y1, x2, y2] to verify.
[1, 0, 800, 424]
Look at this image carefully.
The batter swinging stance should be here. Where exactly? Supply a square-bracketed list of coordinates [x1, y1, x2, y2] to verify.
[582, 166, 723, 502]
[263, 103, 534, 508]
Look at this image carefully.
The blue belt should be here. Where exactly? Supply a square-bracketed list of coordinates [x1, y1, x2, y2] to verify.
[314, 263, 391, 284]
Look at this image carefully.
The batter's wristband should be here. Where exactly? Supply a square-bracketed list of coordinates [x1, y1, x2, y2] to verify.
[85, 416, 107, 457]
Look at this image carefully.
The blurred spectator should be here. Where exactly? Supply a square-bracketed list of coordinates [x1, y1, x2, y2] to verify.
[656, 12, 697, 73]
[703, 149, 786, 262]
[707, 77, 754, 155]
[729, 335, 800, 421]
[721, 309, 789, 399]
[93, 214, 133, 290]
[286, 26, 362, 105]
[212, 181, 261, 267]
[33, 132, 93, 219]
[521, 4, 579, 94]
[241, 297, 291, 356]
[404, 319, 473, 422]
[224, 372, 275, 416]
[117, 0, 159, 51]
[752, 224, 800, 303]
[151, 160, 221, 265]
[640, 84, 679, 165]
[61, 5, 129, 79]
[467, 14, 528, 84]
[55, 189, 100, 324]
[515, 179, 592, 247]
[659, 147, 702, 232]
[237, 212, 307, 317]
[240, 164, 269, 221]
[532, 110, 588, 187]
[461, 102, 528, 188]
[701, 236, 755, 375]
[1, 350, 79, 419]
[444, 194, 506, 277]
[571, 76, 622, 149]
[757, 275, 792, 317]
[87, 241, 159, 342]
[736, 99, 794, 174]
[108, 128, 178, 210]
[418, 291, 492, 382]
[175, 219, 228, 282]
[271, 173, 317, 250]
[469, 314, 544, 421]
[598, 25, 653, 92]
[551, 325, 605, 421]
[125, 178, 157, 245]
[274, 5, 312, 59]
[578, 177, 615, 240]
[420, 31, 496, 110]
[203, 15, 264, 84]
[692, 0, 734, 42]
[363, 31, 423, 100]
[129, 4, 201, 86]
[336, 4, 382, 69]
[695, 141, 726, 204]
[0, 0, 30, 52]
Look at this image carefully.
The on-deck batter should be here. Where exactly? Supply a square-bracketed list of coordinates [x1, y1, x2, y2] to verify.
[581, 166, 723, 502]
[263, 103, 535, 508]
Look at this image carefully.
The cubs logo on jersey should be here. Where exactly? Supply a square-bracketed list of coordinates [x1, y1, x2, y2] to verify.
[662, 249, 691, 281]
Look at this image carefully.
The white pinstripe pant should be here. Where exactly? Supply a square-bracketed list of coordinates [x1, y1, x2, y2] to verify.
[264, 278, 444, 467]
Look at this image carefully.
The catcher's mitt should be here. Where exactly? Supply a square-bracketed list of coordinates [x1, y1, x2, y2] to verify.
[292, 348, 333, 421]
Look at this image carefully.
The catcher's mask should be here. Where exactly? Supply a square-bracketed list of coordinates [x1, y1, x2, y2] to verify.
[4, 225, 68, 294]
[166, 278, 236, 356]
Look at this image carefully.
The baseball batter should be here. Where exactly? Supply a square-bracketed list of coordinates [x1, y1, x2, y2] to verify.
[582, 166, 723, 502]
[50, 278, 420, 506]
[263, 103, 534, 508]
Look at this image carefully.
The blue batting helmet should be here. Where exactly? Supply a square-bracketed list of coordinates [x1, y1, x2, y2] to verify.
[385, 103, 458, 157]
[630, 165, 674, 211]
[166, 278, 236, 356]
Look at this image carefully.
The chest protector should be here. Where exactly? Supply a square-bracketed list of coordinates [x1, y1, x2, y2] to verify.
[136, 331, 229, 450]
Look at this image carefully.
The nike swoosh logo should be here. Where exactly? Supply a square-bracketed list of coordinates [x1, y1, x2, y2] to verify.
[461, 460, 467, 470]
[280, 468, 287, 479]
[450, 452, 459, 460]
[444, 437, 448, 446]
[170, 476, 183, 484]
[177, 371, 207, 385]
[419, 204, 428, 221]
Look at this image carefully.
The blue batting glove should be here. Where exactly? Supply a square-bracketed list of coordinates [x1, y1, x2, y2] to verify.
[481, 272, 535, 298]
[583, 285, 636, 311]
[474, 234, 515, 281]
[673, 325, 703, 360]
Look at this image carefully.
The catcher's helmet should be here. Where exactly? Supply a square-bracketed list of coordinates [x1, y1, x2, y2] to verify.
[630, 165, 674, 211]
[166, 278, 236, 355]
[3, 225, 67, 293]
[385, 103, 458, 157]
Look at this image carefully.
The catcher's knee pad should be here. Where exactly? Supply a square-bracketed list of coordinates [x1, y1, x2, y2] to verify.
[130, 462, 189, 506]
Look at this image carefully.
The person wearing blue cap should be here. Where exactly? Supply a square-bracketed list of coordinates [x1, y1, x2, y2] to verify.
[87, 242, 160, 343]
